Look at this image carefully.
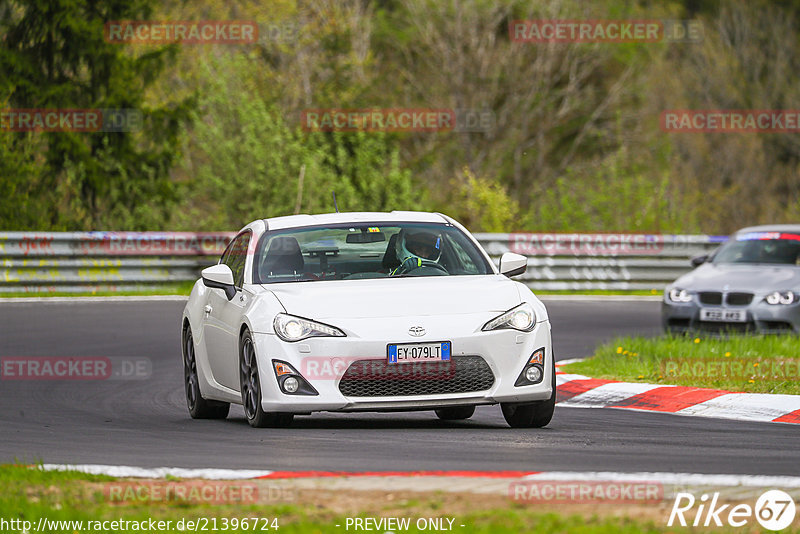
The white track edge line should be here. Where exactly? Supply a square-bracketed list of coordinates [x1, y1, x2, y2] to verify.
[39, 464, 273, 480]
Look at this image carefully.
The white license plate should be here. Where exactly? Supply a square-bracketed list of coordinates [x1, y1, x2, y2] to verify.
[699, 308, 747, 322]
[387, 341, 451, 364]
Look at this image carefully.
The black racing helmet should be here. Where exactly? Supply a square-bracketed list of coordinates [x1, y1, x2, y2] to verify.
[396, 229, 443, 263]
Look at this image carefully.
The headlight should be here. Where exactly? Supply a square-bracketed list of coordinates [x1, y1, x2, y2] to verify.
[273, 314, 346, 342]
[668, 288, 693, 303]
[483, 303, 536, 332]
[765, 291, 797, 305]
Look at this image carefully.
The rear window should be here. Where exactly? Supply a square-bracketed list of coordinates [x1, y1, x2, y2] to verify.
[253, 223, 492, 283]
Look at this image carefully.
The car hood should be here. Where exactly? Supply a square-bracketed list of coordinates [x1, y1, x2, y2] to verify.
[263, 275, 521, 320]
[673, 263, 800, 292]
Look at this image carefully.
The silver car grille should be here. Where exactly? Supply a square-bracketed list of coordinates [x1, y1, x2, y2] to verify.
[726, 292, 753, 306]
[698, 292, 723, 305]
[697, 291, 753, 306]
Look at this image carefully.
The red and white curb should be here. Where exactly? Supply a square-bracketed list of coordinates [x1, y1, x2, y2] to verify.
[35, 464, 800, 488]
[555, 363, 800, 425]
[38, 464, 534, 480]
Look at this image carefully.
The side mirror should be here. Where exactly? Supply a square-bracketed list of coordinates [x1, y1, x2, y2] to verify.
[499, 252, 528, 277]
[690, 255, 708, 268]
[202, 264, 236, 300]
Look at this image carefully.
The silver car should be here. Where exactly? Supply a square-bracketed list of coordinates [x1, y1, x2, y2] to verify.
[663, 225, 800, 334]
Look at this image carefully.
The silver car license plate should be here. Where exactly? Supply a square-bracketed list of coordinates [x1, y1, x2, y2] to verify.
[699, 308, 747, 322]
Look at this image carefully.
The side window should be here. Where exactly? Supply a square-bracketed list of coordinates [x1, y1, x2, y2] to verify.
[219, 240, 233, 266]
[447, 236, 479, 273]
[222, 232, 251, 288]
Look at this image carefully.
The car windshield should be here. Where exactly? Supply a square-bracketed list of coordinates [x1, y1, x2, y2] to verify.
[253, 222, 492, 283]
[713, 232, 800, 265]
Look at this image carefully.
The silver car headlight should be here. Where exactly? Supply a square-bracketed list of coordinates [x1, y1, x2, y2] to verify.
[668, 288, 693, 303]
[764, 291, 798, 305]
[482, 303, 536, 332]
[273, 313, 346, 342]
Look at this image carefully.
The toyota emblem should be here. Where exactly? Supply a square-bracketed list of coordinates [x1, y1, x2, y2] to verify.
[408, 326, 426, 337]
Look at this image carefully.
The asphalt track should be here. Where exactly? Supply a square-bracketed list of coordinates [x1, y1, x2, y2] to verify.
[1, 298, 798, 475]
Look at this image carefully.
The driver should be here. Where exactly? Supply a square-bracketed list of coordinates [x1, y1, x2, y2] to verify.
[756, 241, 779, 263]
[391, 229, 443, 275]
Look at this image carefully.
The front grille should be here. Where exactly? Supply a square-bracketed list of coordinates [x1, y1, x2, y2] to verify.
[726, 292, 753, 306]
[698, 292, 723, 305]
[338, 355, 495, 397]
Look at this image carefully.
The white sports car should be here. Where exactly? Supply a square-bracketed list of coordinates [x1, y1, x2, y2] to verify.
[181, 211, 554, 428]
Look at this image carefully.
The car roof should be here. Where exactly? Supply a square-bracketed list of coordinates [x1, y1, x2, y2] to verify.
[735, 224, 800, 235]
[262, 211, 449, 230]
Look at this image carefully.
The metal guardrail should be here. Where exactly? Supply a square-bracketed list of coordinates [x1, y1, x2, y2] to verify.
[0, 231, 728, 293]
[476, 233, 728, 291]
[0, 232, 235, 294]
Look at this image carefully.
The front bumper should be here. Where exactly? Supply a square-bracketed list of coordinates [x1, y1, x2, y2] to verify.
[251, 317, 554, 413]
[662, 298, 800, 334]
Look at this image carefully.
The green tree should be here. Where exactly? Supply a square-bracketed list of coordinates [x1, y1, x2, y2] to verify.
[175, 52, 422, 231]
[0, 126, 45, 228]
[445, 167, 519, 232]
[0, 0, 191, 230]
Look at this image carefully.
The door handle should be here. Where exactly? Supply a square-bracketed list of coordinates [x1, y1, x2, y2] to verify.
[204, 304, 212, 315]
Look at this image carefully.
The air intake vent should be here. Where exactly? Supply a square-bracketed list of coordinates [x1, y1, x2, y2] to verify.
[338, 356, 495, 397]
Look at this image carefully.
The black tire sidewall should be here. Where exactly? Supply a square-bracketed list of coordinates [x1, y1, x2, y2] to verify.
[184, 325, 230, 419]
[240, 330, 264, 425]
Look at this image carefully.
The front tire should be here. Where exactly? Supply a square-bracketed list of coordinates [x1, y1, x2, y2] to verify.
[183, 326, 230, 419]
[501, 357, 556, 428]
[435, 406, 476, 420]
[239, 330, 294, 428]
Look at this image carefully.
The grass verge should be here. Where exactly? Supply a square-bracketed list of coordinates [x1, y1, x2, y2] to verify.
[562, 334, 800, 395]
[0, 282, 194, 298]
[0, 465, 675, 534]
